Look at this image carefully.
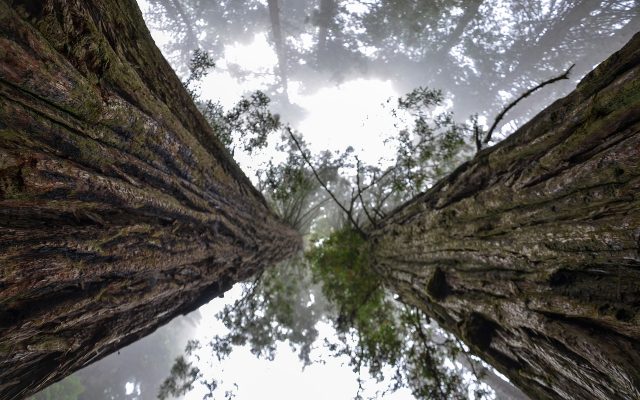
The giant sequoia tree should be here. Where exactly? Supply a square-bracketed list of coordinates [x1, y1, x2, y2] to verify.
[0, 1, 299, 399]
[371, 33, 640, 399]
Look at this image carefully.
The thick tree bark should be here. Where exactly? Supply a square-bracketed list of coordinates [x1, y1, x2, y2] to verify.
[371, 33, 640, 400]
[0, 1, 300, 399]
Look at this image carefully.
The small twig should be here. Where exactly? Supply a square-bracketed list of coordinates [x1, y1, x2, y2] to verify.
[357, 167, 394, 195]
[286, 127, 367, 238]
[349, 187, 357, 215]
[482, 64, 575, 147]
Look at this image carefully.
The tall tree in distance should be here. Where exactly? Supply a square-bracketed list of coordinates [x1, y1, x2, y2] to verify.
[268, 0, 289, 96]
[0, 1, 300, 399]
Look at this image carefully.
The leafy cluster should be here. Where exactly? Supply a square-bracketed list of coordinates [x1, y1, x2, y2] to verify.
[212, 256, 324, 365]
[181, 49, 282, 156]
[182, 49, 216, 97]
[158, 257, 325, 400]
[389, 87, 471, 195]
[158, 355, 204, 400]
[200, 91, 281, 155]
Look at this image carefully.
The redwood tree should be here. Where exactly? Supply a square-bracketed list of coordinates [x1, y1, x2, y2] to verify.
[371, 33, 640, 399]
[0, 1, 299, 399]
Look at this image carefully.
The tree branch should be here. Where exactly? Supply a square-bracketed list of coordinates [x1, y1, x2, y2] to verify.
[357, 167, 393, 195]
[482, 64, 575, 147]
[404, 305, 447, 399]
[286, 127, 367, 238]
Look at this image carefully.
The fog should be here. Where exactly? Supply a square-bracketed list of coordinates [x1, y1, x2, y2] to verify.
[31, 0, 638, 399]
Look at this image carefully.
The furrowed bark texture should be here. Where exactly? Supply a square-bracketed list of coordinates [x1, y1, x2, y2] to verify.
[0, 1, 300, 399]
[371, 33, 640, 400]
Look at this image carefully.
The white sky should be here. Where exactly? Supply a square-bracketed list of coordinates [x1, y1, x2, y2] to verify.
[184, 287, 413, 400]
[137, 2, 414, 399]
[290, 78, 399, 164]
[199, 32, 401, 171]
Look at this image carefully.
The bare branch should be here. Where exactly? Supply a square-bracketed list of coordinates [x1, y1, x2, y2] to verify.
[482, 64, 575, 147]
[286, 127, 367, 238]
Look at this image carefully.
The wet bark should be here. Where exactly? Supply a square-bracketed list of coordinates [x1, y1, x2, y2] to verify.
[0, 1, 300, 399]
[371, 33, 640, 399]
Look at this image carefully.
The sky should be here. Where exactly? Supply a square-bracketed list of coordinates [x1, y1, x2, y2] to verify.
[182, 286, 414, 400]
[192, 31, 403, 172]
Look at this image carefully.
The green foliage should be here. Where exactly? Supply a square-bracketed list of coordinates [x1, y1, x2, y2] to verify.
[212, 256, 324, 365]
[30, 376, 85, 400]
[158, 258, 326, 398]
[257, 131, 339, 233]
[200, 91, 281, 155]
[183, 49, 216, 97]
[307, 228, 488, 400]
[158, 355, 205, 400]
[388, 86, 472, 195]
[307, 228, 402, 377]
[188, 49, 216, 82]
[181, 49, 282, 156]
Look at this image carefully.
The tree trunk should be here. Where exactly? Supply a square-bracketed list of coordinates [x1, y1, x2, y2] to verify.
[0, 1, 300, 399]
[267, 0, 289, 95]
[371, 33, 640, 400]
